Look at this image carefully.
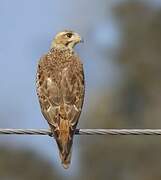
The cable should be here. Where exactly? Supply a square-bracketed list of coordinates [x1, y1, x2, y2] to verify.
[0, 128, 161, 136]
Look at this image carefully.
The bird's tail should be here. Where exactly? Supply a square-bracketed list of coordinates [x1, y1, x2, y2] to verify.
[58, 143, 72, 169]
[54, 119, 74, 169]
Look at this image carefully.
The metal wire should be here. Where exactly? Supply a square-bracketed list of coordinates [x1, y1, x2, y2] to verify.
[0, 128, 161, 136]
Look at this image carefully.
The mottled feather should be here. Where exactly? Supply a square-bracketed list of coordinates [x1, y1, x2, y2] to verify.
[36, 46, 84, 168]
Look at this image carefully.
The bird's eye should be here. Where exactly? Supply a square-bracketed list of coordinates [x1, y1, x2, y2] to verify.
[66, 33, 72, 38]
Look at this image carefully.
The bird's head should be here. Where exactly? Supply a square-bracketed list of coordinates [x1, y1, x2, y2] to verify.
[51, 30, 83, 50]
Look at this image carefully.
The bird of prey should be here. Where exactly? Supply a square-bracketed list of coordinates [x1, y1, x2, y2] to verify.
[36, 30, 85, 169]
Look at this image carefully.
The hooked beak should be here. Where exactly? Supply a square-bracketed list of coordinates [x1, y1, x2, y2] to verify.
[72, 33, 84, 44]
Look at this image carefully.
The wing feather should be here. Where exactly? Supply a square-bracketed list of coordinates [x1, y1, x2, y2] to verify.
[36, 51, 84, 167]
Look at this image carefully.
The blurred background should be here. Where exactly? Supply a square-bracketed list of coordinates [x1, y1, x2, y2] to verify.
[0, 0, 161, 179]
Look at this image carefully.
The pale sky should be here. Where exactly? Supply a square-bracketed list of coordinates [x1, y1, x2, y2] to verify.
[0, 0, 160, 176]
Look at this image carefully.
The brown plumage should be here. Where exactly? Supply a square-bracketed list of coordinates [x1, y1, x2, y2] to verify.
[36, 30, 84, 169]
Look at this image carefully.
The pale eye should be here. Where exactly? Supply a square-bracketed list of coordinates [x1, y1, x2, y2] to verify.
[66, 33, 72, 38]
